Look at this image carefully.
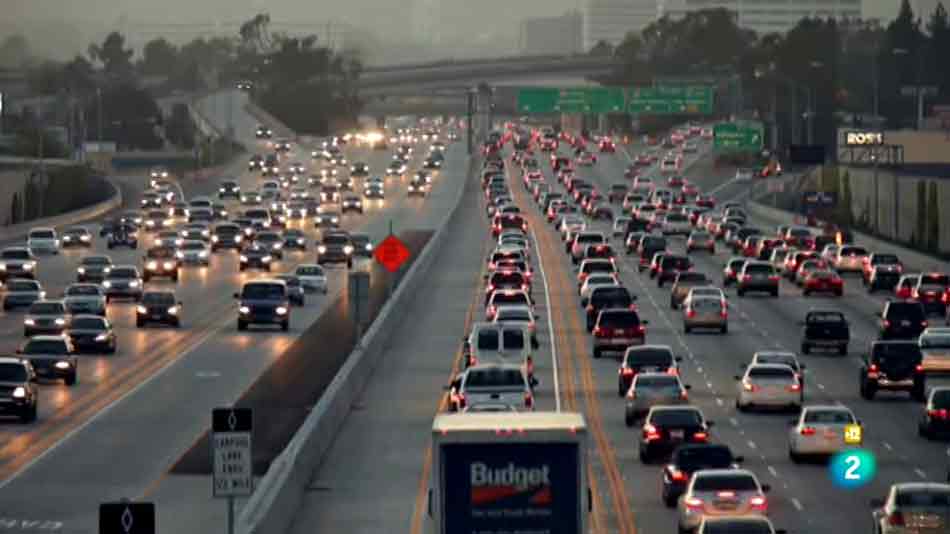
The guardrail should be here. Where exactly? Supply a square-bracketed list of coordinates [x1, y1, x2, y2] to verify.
[0, 156, 76, 167]
[0, 175, 122, 243]
[237, 153, 478, 534]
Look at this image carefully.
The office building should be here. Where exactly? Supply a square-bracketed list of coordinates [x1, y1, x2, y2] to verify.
[520, 12, 582, 55]
[659, 0, 863, 34]
[582, 0, 657, 51]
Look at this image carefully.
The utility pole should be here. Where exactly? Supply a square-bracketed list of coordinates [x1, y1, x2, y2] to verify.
[96, 87, 103, 142]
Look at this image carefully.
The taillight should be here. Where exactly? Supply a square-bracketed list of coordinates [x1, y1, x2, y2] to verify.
[916, 364, 924, 372]
[922, 320, 929, 327]
[684, 497, 704, 509]
[693, 431, 708, 442]
[621, 368, 635, 377]
[750, 496, 768, 509]
[787, 383, 802, 392]
[868, 363, 879, 374]
[929, 409, 949, 419]
[524, 392, 534, 408]
[887, 512, 905, 527]
[883, 319, 891, 329]
[643, 424, 661, 441]
[593, 326, 608, 337]
[800, 426, 816, 435]
[667, 367, 678, 376]
[768, 275, 780, 282]
[720, 308, 728, 318]
[670, 469, 688, 482]
[742, 381, 758, 392]
[526, 356, 534, 376]
[686, 309, 696, 318]
[456, 393, 467, 408]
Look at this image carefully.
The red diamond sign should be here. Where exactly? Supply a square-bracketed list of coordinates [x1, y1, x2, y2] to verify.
[374, 234, 411, 273]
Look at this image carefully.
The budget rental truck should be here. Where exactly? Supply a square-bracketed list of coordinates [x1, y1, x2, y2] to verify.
[427, 412, 589, 534]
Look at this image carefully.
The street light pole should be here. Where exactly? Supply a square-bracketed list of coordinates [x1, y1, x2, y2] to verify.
[96, 87, 103, 142]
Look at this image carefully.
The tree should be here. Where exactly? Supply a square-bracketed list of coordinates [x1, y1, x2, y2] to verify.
[140, 38, 178, 77]
[927, 3, 950, 99]
[239, 13, 273, 54]
[164, 103, 196, 149]
[84, 83, 163, 150]
[0, 34, 32, 68]
[88, 31, 134, 78]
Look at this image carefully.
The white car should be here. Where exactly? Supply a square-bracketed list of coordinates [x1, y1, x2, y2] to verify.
[735, 363, 802, 411]
[27, 227, 60, 255]
[834, 245, 869, 273]
[580, 274, 620, 306]
[820, 244, 840, 264]
[870, 483, 950, 534]
[788, 405, 862, 462]
[294, 264, 328, 294]
[63, 283, 108, 316]
[677, 469, 771, 532]
[492, 304, 537, 336]
[176, 240, 210, 265]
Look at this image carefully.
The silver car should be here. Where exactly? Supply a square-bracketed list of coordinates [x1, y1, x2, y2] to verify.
[294, 264, 328, 294]
[788, 405, 861, 461]
[834, 245, 869, 273]
[26, 227, 60, 255]
[23, 300, 69, 337]
[683, 295, 728, 334]
[677, 469, 771, 532]
[871, 483, 950, 534]
[177, 240, 211, 265]
[624, 372, 690, 425]
[3, 278, 45, 310]
[102, 265, 143, 302]
[63, 283, 107, 316]
[735, 363, 802, 411]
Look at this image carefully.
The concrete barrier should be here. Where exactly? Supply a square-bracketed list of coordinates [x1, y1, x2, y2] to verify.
[0, 176, 123, 243]
[236, 153, 478, 534]
[746, 200, 949, 271]
[243, 101, 296, 140]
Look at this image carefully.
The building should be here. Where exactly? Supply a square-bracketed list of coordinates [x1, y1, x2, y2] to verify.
[520, 12, 582, 55]
[659, 0, 863, 34]
[582, 0, 657, 51]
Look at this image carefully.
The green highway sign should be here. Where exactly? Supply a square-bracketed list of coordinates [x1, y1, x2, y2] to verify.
[713, 121, 764, 152]
[516, 87, 625, 114]
[627, 85, 715, 115]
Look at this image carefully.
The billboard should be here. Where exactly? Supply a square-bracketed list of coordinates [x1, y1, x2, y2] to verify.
[843, 130, 885, 146]
[442, 443, 580, 534]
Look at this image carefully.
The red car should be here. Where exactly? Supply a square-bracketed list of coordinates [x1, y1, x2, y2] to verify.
[696, 196, 716, 208]
[802, 270, 844, 296]
[491, 213, 527, 237]
[667, 176, 685, 188]
[636, 154, 652, 166]
[599, 138, 616, 153]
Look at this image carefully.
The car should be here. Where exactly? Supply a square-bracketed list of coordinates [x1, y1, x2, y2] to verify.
[736, 261, 780, 297]
[735, 363, 802, 412]
[23, 299, 69, 337]
[677, 469, 770, 532]
[177, 240, 211, 265]
[683, 296, 728, 334]
[317, 231, 354, 268]
[350, 233, 373, 257]
[16, 335, 77, 386]
[686, 231, 715, 254]
[800, 309, 850, 355]
[870, 483, 950, 534]
[363, 182, 385, 199]
[787, 405, 861, 462]
[341, 194, 363, 214]
[255, 125, 273, 139]
[913, 272, 950, 317]
[834, 244, 870, 273]
[153, 230, 181, 248]
[143, 209, 172, 232]
[577, 259, 617, 289]
[746, 351, 805, 387]
[918, 386, 950, 438]
[866, 265, 903, 293]
[282, 228, 307, 252]
[314, 211, 341, 229]
[592, 308, 647, 358]
[863, 252, 903, 283]
[274, 274, 306, 306]
[802, 269, 844, 296]
[640, 405, 713, 463]
[0, 247, 36, 282]
[617, 344, 682, 395]
[670, 272, 711, 310]
[586, 286, 636, 331]
[252, 231, 285, 260]
[895, 273, 921, 299]
[3, 278, 45, 310]
[656, 255, 692, 287]
[218, 180, 241, 200]
[103, 265, 143, 302]
[235, 279, 290, 331]
[917, 326, 950, 379]
[608, 184, 629, 204]
[386, 161, 407, 176]
[26, 227, 60, 255]
[293, 264, 328, 294]
[60, 226, 93, 248]
[859, 340, 924, 401]
[661, 444, 744, 508]
[878, 300, 928, 340]
[0, 357, 39, 422]
[76, 255, 112, 283]
[407, 176, 429, 197]
[239, 245, 273, 272]
[66, 314, 117, 353]
[612, 217, 632, 239]
[422, 156, 442, 170]
[486, 290, 533, 321]
[140, 245, 180, 282]
[624, 372, 690, 425]
[211, 223, 244, 251]
[446, 363, 534, 412]
[735, 168, 754, 181]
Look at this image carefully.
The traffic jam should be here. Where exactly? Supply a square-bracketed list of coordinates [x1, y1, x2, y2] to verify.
[452, 120, 950, 533]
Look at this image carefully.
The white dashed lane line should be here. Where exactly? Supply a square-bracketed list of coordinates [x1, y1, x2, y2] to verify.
[915, 468, 928, 479]
[791, 498, 804, 511]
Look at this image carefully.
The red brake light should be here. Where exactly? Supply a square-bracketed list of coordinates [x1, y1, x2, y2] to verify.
[684, 496, 704, 509]
[787, 383, 802, 392]
[883, 319, 891, 328]
[929, 409, 949, 419]
[801, 426, 816, 435]
[916, 364, 924, 372]
[621, 368, 635, 377]
[643, 424, 660, 441]
[692, 431, 708, 442]
[887, 512, 905, 527]
[670, 469, 688, 482]
[750, 496, 767, 509]
[687, 309, 696, 318]
[524, 392, 534, 408]
[868, 364, 879, 373]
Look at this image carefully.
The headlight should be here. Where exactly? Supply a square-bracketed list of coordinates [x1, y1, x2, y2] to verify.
[239, 306, 250, 314]
[365, 243, 373, 251]
[273, 244, 283, 250]
[136, 305, 148, 314]
[129, 281, 140, 288]
[103, 267, 111, 274]
[24, 318, 35, 326]
[55, 361, 71, 369]
[343, 245, 354, 254]
[176, 251, 184, 259]
[276, 306, 288, 315]
[219, 188, 226, 193]
[80, 235, 90, 241]
[54, 318, 65, 325]
[331, 217, 339, 224]
[168, 306, 179, 315]
[297, 238, 305, 244]
[95, 333, 109, 342]
[263, 255, 272, 262]
[163, 262, 174, 270]
[240, 255, 248, 262]
[212, 235, 219, 242]
[12, 386, 26, 399]
[77, 267, 86, 274]
[318, 245, 327, 254]
[103, 281, 112, 288]
[162, 220, 172, 227]
[147, 261, 158, 270]
[23, 263, 33, 270]
[201, 230, 210, 237]
[235, 235, 243, 243]
[199, 251, 208, 258]
[63, 236, 71, 242]
[244, 229, 253, 236]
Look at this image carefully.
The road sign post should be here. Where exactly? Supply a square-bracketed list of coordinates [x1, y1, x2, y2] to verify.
[212, 407, 253, 534]
[348, 271, 370, 346]
[713, 121, 764, 153]
[627, 86, 715, 115]
[100, 501, 155, 534]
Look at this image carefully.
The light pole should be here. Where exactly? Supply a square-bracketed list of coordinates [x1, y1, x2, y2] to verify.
[804, 60, 824, 146]
[96, 87, 103, 142]
[893, 47, 926, 130]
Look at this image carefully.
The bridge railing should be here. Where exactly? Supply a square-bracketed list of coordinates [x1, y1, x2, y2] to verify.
[362, 53, 597, 73]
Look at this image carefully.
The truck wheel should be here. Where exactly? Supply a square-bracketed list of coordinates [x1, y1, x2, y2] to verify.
[721, 325, 728, 334]
[789, 449, 802, 464]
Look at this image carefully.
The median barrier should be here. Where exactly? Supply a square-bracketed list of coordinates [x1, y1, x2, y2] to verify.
[237, 153, 479, 534]
[0, 176, 122, 243]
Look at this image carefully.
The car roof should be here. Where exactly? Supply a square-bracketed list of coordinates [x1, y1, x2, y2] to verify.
[747, 363, 795, 372]
[802, 404, 854, 414]
[0, 356, 26, 365]
[692, 468, 755, 479]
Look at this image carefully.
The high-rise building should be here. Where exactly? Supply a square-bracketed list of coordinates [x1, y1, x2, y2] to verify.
[659, 0, 863, 34]
[582, 0, 657, 51]
[520, 11, 583, 55]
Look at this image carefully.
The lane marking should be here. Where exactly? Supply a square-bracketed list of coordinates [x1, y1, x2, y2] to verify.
[915, 468, 927, 479]
[729, 417, 739, 427]
[791, 498, 804, 511]
[747, 440, 757, 449]
[531, 226, 561, 412]
[195, 371, 221, 379]
[882, 442, 893, 451]
[767, 465, 778, 478]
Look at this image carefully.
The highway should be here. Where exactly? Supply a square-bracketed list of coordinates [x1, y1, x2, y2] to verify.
[284, 127, 950, 534]
[0, 97, 472, 533]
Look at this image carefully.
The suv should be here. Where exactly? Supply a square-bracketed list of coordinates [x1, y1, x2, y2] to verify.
[142, 246, 180, 282]
[736, 261, 780, 297]
[919, 386, 950, 438]
[592, 309, 648, 358]
[870, 483, 950, 534]
[212, 223, 244, 251]
[913, 272, 950, 316]
[859, 340, 925, 400]
[17, 335, 77, 386]
[317, 231, 355, 268]
[878, 300, 928, 340]
[462, 323, 538, 379]
[0, 247, 37, 281]
[0, 357, 38, 423]
[656, 255, 692, 287]
[570, 232, 606, 264]
[617, 344, 681, 396]
[586, 286, 636, 331]
[235, 279, 290, 331]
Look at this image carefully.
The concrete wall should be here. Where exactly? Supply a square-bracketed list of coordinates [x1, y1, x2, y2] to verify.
[0, 170, 31, 225]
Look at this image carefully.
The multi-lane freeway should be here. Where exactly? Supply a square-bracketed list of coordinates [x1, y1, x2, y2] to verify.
[0, 100, 473, 533]
[283, 123, 950, 534]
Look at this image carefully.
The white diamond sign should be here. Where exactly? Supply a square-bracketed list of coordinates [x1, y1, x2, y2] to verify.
[212, 408, 253, 497]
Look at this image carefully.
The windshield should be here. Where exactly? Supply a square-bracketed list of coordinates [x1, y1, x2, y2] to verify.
[896, 489, 950, 507]
[492, 293, 529, 306]
[841, 246, 868, 256]
[635, 375, 680, 390]
[242, 284, 285, 300]
[693, 475, 758, 492]
[465, 368, 524, 388]
[148, 248, 174, 258]
[0, 363, 28, 382]
[1, 250, 30, 260]
[920, 335, 950, 349]
[182, 242, 205, 250]
[110, 269, 136, 279]
[142, 293, 175, 305]
[71, 317, 107, 329]
[675, 446, 734, 470]
[324, 235, 350, 245]
[66, 286, 100, 296]
[808, 312, 846, 323]
[652, 409, 703, 427]
[748, 367, 794, 379]
[7, 281, 38, 292]
[744, 264, 774, 274]
[627, 349, 673, 366]
[29, 302, 63, 314]
[577, 234, 604, 244]
[599, 311, 641, 328]
[23, 340, 69, 354]
[496, 308, 531, 322]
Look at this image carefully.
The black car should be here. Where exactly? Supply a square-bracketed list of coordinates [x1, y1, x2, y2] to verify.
[66, 315, 117, 353]
[0, 357, 38, 423]
[422, 156, 443, 170]
[136, 290, 182, 328]
[639, 406, 713, 463]
[142, 246, 180, 282]
[350, 233, 373, 257]
[76, 255, 113, 283]
[586, 286, 636, 331]
[219, 180, 241, 200]
[317, 231, 354, 268]
[919, 386, 950, 438]
[283, 229, 308, 251]
[239, 245, 274, 272]
[661, 444, 742, 506]
[106, 225, 138, 249]
[618, 345, 682, 396]
[350, 162, 370, 176]
[867, 265, 902, 293]
[736, 261, 780, 297]
[248, 154, 264, 171]
[656, 255, 692, 287]
[17, 336, 77, 386]
[878, 300, 928, 340]
[211, 223, 244, 251]
[637, 236, 667, 271]
[800, 309, 850, 355]
[235, 279, 290, 331]
[859, 340, 924, 400]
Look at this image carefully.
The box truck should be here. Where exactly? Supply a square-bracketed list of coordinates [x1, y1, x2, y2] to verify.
[427, 412, 589, 534]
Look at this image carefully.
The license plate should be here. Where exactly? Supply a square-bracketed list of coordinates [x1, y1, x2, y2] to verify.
[642, 367, 659, 373]
[671, 430, 685, 440]
[152, 315, 163, 320]
[901, 320, 911, 326]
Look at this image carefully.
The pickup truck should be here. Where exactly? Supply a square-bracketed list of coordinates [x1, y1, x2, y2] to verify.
[800, 309, 850, 355]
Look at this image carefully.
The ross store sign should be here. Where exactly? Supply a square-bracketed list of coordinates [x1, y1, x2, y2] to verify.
[845, 131, 884, 146]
